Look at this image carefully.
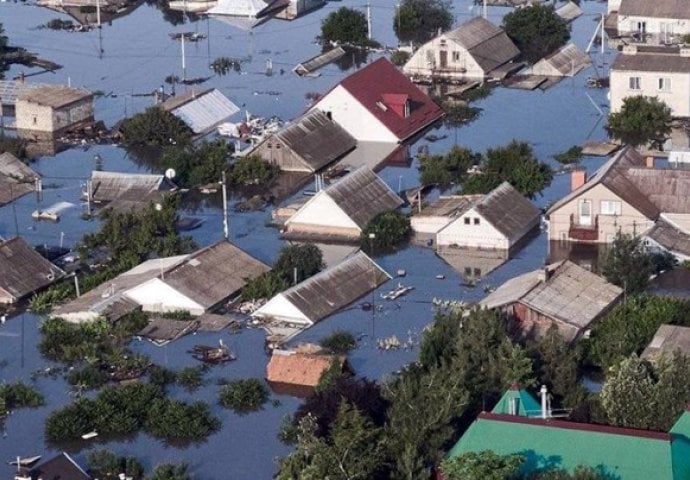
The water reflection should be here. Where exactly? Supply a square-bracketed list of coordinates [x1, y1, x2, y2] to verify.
[547, 240, 606, 273]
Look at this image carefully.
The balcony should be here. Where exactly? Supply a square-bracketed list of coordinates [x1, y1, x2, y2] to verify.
[569, 214, 599, 242]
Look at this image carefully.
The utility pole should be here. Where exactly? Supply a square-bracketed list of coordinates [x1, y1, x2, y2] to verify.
[86, 179, 92, 217]
[367, 1, 372, 40]
[181, 34, 187, 82]
[482, 0, 487, 19]
[221, 171, 229, 240]
[369, 233, 376, 341]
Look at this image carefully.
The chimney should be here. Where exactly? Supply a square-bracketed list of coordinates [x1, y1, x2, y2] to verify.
[571, 169, 586, 191]
[537, 267, 549, 283]
[645, 156, 655, 168]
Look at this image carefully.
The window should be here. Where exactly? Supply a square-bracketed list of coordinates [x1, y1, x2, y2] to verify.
[658, 77, 671, 91]
[629, 77, 641, 90]
[452, 51, 460, 62]
[464, 217, 470, 225]
[473, 268, 481, 277]
[600, 200, 622, 215]
[473, 218, 480, 225]
[404, 100, 410, 118]
[464, 267, 472, 276]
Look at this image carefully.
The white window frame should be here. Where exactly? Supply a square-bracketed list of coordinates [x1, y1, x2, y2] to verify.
[600, 200, 622, 216]
[629, 76, 641, 90]
[658, 77, 671, 92]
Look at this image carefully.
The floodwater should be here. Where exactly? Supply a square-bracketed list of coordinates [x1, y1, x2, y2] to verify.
[1, 0, 612, 478]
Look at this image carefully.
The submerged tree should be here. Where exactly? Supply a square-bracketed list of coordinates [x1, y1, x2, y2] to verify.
[601, 232, 653, 294]
[419, 146, 481, 186]
[394, 0, 453, 45]
[119, 107, 192, 147]
[503, 4, 570, 63]
[361, 211, 411, 252]
[606, 96, 673, 148]
[320, 7, 369, 46]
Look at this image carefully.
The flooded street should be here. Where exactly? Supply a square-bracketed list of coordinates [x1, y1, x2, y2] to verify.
[1, 0, 612, 478]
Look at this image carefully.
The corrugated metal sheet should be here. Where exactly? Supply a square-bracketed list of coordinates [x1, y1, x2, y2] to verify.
[325, 166, 404, 228]
[294, 47, 347, 76]
[272, 110, 356, 171]
[619, 0, 690, 19]
[91, 171, 173, 202]
[646, 218, 690, 256]
[0, 152, 40, 206]
[0, 237, 64, 302]
[170, 89, 239, 134]
[473, 182, 541, 240]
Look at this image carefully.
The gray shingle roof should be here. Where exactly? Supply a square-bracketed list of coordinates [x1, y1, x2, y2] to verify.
[90, 171, 175, 203]
[529, 43, 591, 76]
[29, 453, 91, 480]
[0, 152, 40, 206]
[0, 237, 64, 302]
[472, 182, 541, 239]
[272, 110, 356, 171]
[612, 49, 690, 74]
[555, 1, 583, 22]
[646, 218, 690, 256]
[641, 324, 690, 362]
[618, 0, 690, 19]
[446, 17, 520, 74]
[324, 167, 404, 228]
[279, 251, 390, 324]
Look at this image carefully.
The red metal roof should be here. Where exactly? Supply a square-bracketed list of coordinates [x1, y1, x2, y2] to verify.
[338, 58, 444, 141]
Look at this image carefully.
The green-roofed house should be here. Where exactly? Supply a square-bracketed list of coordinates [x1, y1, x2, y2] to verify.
[492, 383, 542, 417]
[447, 387, 690, 480]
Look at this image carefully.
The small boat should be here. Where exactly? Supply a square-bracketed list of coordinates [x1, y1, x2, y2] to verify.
[382, 283, 414, 300]
[176, 217, 204, 231]
[8, 456, 41, 467]
[396, 269, 406, 277]
[436, 274, 445, 280]
[81, 431, 98, 440]
[189, 340, 235, 364]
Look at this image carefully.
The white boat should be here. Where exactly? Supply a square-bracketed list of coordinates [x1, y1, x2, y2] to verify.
[32, 201, 74, 222]
[8, 456, 41, 467]
[81, 431, 98, 440]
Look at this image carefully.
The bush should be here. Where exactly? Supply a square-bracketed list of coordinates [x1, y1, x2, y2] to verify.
[161, 140, 229, 188]
[241, 271, 289, 301]
[361, 211, 410, 252]
[553, 146, 583, 165]
[394, 0, 453, 45]
[321, 7, 369, 46]
[320, 330, 356, 354]
[606, 96, 673, 148]
[66, 364, 109, 389]
[148, 463, 192, 480]
[87, 449, 144, 480]
[219, 379, 269, 413]
[144, 399, 220, 442]
[148, 365, 178, 388]
[176, 366, 206, 392]
[601, 233, 653, 293]
[119, 107, 192, 147]
[390, 50, 410, 66]
[229, 155, 278, 186]
[419, 146, 480, 186]
[275, 243, 324, 284]
[0, 382, 44, 413]
[503, 4, 570, 63]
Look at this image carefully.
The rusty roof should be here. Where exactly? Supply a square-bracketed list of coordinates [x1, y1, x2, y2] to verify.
[0, 237, 64, 302]
[271, 110, 356, 171]
[323, 167, 404, 228]
[0, 152, 40, 206]
[266, 349, 343, 388]
[18, 84, 92, 109]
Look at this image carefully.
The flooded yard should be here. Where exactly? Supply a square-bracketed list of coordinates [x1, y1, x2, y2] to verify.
[1, 0, 613, 478]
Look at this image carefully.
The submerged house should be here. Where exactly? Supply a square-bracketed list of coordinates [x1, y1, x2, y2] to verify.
[52, 240, 269, 322]
[0, 152, 40, 207]
[88, 170, 177, 213]
[273, 0, 324, 20]
[16, 84, 94, 139]
[266, 348, 349, 396]
[310, 58, 444, 143]
[555, 1, 583, 23]
[546, 146, 690, 253]
[480, 260, 623, 341]
[208, 0, 285, 29]
[15, 452, 92, 480]
[445, 386, 690, 480]
[524, 43, 591, 78]
[611, 0, 690, 43]
[435, 182, 541, 251]
[160, 88, 240, 136]
[403, 17, 520, 81]
[252, 251, 390, 326]
[0, 237, 65, 304]
[251, 109, 356, 173]
[283, 166, 404, 242]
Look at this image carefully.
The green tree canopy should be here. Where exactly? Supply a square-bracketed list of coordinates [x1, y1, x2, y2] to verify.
[321, 7, 369, 46]
[394, 0, 453, 45]
[606, 96, 673, 148]
[601, 232, 653, 294]
[0, 22, 7, 52]
[275, 243, 324, 284]
[160, 140, 229, 188]
[120, 106, 192, 147]
[228, 154, 277, 186]
[361, 211, 410, 252]
[419, 146, 481, 186]
[462, 140, 553, 199]
[503, 4, 570, 63]
[441, 451, 524, 480]
[147, 463, 192, 480]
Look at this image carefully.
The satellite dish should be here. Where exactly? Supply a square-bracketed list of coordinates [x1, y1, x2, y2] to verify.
[165, 168, 176, 179]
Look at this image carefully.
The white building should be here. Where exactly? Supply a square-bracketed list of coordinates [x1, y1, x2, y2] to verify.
[436, 182, 541, 251]
[614, 0, 690, 43]
[310, 58, 444, 143]
[284, 166, 404, 242]
[610, 45, 690, 117]
[403, 17, 520, 81]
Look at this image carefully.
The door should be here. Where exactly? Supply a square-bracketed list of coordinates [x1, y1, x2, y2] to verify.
[637, 21, 646, 35]
[439, 50, 448, 69]
[579, 199, 592, 226]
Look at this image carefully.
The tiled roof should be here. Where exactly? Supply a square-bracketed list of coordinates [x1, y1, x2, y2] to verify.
[266, 350, 342, 388]
[337, 58, 444, 141]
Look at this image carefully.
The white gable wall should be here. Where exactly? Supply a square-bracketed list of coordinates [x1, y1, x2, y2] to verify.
[286, 192, 360, 231]
[437, 208, 509, 249]
[410, 215, 454, 234]
[252, 293, 312, 325]
[610, 67, 690, 117]
[403, 36, 486, 79]
[124, 278, 205, 315]
[311, 86, 398, 143]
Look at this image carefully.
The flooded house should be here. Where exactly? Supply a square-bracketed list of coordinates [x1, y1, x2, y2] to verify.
[250, 109, 356, 173]
[0, 237, 65, 304]
[160, 88, 240, 136]
[252, 251, 390, 326]
[266, 347, 349, 397]
[555, 1, 583, 23]
[0, 152, 40, 207]
[52, 240, 269, 322]
[480, 260, 623, 341]
[87, 170, 177, 213]
[14, 452, 91, 480]
[547, 146, 690, 257]
[15, 84, 94, 140]
[310, 58, 444, 143]
[208, 0, 285, 29]
[273, 0, 325, 20]
[523, 43, 591, 78]
[402, 17, 520, 81]
[610, 45, 690, 117]
[283, 166, 404, 242]
[641, 324, 690, 363]
[608, 0, 690, 43]
[445, 385, 690, 480]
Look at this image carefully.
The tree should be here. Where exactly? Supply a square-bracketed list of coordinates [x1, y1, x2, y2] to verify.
[419, 311, 460, 369]
[0, 22, 7, 52]
[228, 155, 277, 186]
[320, 7, 369, 46]
[119, 107, 192, 147]
[160, 140, 229, 188]
[606, 96, 673, 148]
[361, 211, 410, 251]
[418, 146, 481, 186]
[147, 463, 192, 480]
[394, 0, 453, 45]
[441, 451, 524, 480]
[275, 243, 324, 284]
[462, 140, 553, 199]
[320, 330, 356, 354]
[218, 379, 269, 414]
[241, 271, 289, 301]
[503, 5, 570, 63]
[601, 232, 653, 294]
[87, 449, 145, 480]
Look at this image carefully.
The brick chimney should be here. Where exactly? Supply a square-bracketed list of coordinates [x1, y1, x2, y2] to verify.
[646, 156, 655, 168]
[571, 169, 587, 191]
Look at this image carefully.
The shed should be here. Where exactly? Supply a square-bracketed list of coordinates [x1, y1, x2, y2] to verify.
[294, 47, 346, 76]
[252, 251, 391, 326]
[641, 324, 690, 362]
[555, 1, 583, 22]
[89, 170, 177, 203]
[436, 182, 541, 251]
[251, 110, 356, 172]
[0, 237, 64, 304]
[16, 84, 94, 135]
[527, 43, 591, 77]
[160, 88, 239, 135]
[266, 349, 347, 396]
[284, 166, 403, 242]
[480, 260, 623, 341]
[0, 152, 40, 206]
[26, 452, 91, 480]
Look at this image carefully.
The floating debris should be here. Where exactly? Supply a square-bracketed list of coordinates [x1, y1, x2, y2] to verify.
[81, 431, 98, 440]
[436, 274, 445, 280]
[8, 456, 41, 467]
[32, 201, 74, 222]
[189, 340, 236, 364]
[396, 269, 406, 277]
[382, 283, 414, 300]
[377, 335, 400, 350]
[170, 31, 206, 42]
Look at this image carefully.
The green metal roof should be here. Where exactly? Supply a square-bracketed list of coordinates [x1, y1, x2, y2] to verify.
[448, 412, 690, 480]
[491, 385, 541, 417]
